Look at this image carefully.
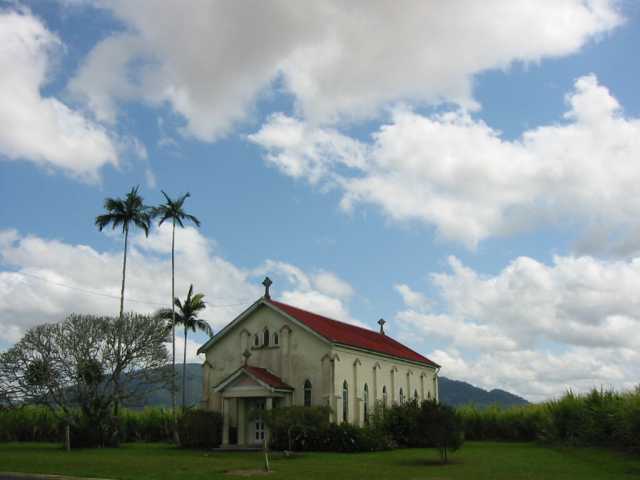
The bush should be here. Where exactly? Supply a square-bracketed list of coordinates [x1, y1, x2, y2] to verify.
[0, 406, 174, 445]
[420, 401, 463, 463]
[177, 409, 223, 448]
[0, 405, 62, 442]
[375, 400, 463, 462]
[456, 386, 640, 453]
[375, 400, 424, 447]
[261, 405, 331, 451]
[118, 407, 173, 442]
[458, 403, 547, 441]
[262, 406, 391, 452]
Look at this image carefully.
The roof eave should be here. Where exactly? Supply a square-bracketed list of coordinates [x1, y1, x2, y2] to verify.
[332, 342, 440, 369]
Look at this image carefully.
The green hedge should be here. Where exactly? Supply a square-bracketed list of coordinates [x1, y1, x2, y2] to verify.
[458, 387, 640, 452]
[0, 406, 174, 444]
[0, 405, 62, 442]
[177, 409, 223, 448]
[262, 405, 392, 452]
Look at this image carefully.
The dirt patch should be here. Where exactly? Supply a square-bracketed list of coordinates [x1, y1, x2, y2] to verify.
[225, 469, 274, 477]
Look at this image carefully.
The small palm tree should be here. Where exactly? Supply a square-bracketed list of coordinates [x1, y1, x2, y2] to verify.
[156, 285, 212, 410]
[95, 186, 151, 319]
[151, 191, 200, 432]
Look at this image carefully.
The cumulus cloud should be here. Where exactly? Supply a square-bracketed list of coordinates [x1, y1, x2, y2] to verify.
[0, 9, 119, 181]
[252, 260, 361, 326]
[395, 255, 640, 400]
[70, 1, 621, 140]
[251, 75, 640, 250]
[0, 226, 358, 347]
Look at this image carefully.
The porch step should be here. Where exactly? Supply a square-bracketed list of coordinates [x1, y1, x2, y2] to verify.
[212, 446, 263, 452]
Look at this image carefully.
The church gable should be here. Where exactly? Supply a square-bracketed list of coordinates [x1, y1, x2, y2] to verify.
[214, 366, 293, 395]
[198, 298, 331, 356]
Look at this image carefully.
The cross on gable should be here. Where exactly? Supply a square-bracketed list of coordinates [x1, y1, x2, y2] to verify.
[262, 276, 273, 299]
[378, 318, 386, 335]
[242, 349, 252, 366]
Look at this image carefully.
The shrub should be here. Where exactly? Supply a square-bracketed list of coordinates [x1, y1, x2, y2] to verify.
[262, 406, 391, 452]
[0, 405, 62, 442]
[458, 403, 547, 441]
[0, 406, 174, 445]
[456, 386, 640, 453]
[420, 401, 463, 463]
[118, 407, 173, 442]
[376, 400, 424, 447]
[177, 409, 223, 448]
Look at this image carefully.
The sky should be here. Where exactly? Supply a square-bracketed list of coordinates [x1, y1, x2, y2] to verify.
[1, 0, 640, 402]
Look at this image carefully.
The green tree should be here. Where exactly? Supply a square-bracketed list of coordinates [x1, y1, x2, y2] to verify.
[0, 314, 169, 448]
[95, 186, 151, 319]
[156, 284, 212, 410]
[151, 192, 200, 432]
[420, 400, 464, 463]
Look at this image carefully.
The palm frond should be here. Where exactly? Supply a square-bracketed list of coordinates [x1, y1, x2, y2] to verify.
[184, 213, 201, 227]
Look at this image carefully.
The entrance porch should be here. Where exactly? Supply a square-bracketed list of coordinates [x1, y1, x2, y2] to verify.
[214, 366, 294, 447]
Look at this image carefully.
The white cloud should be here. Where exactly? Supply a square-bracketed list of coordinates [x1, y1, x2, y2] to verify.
[0, 9, 119, 182]
[313, 271, 354, 300]
[0, 226, 357, 346]
[396, 254, 640, 400]
[70, 1, 621, 140]
[394, 284, 430, 312]
[252, 259, 361, 326]
[252, 75, 640, 249]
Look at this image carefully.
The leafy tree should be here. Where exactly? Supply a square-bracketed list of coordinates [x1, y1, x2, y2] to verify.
[0, 314, 169, 447]
[419, 400, 464, 463]
[151, 191, 200, 433]
[95, 186, 152, 319]
[156, 284, 212, 410]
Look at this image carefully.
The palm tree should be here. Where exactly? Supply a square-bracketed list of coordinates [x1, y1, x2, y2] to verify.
[156, 284, 212, 410]
[95, 186, 151, 425]
[151, 192, 200, 428]
[95, 186, 151, 319]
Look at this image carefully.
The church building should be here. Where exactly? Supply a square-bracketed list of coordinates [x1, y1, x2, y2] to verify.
[198, 277, 440, 447]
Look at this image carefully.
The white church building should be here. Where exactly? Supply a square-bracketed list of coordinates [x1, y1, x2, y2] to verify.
[198, 278, 440, 447]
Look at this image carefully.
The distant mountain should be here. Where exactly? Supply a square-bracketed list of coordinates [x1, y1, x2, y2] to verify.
[126, 363, 528, 409]
[438, 376, 529, 408]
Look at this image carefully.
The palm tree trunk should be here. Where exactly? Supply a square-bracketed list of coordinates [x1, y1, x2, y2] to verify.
[114, 225, 128, 428]
[171, 219, 179, 444]
[120, 226, 128, 319]
[183, 327, 188, 410]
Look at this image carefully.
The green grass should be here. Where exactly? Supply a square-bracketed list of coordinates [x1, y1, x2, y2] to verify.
[1, 442, 639, 480]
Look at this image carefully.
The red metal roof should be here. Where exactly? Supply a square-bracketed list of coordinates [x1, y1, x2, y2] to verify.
[268, 300, 439, 368]
[245, 366, 293, 390]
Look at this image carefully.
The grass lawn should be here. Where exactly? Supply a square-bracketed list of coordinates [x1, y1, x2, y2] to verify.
[1, 442, 639, 480]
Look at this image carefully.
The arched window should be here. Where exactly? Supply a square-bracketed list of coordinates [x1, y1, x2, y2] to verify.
[342, 381, 349, 423]
[414, 389, 418, 402]
[382, 386, 388, 408]
[263, 329, 270, 346]
[273, 332, 279, 346]
[399, 388, 404, 404]
[304, 379, 312, 407]
[254, 334, 259, 347]
[363, 384, 369, 424]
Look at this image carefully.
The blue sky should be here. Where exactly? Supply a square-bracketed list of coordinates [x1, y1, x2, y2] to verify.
[2, 1, 640, 401]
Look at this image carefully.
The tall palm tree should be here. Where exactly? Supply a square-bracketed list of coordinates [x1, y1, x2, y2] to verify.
[151, 192, 200, 428]
[156, 284, 212, 409]
[95, 186, 151, 319]
[95, 186, 151, 425]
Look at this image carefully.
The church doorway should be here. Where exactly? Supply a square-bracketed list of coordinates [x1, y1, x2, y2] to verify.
[248, 398, 266, 444]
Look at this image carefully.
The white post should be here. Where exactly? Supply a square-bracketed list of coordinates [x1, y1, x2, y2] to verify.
[222, 398, 230, 446]
[237, 398, 246, 446]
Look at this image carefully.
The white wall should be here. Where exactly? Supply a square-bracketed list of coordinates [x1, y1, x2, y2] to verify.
[331, 346, 438, 425]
